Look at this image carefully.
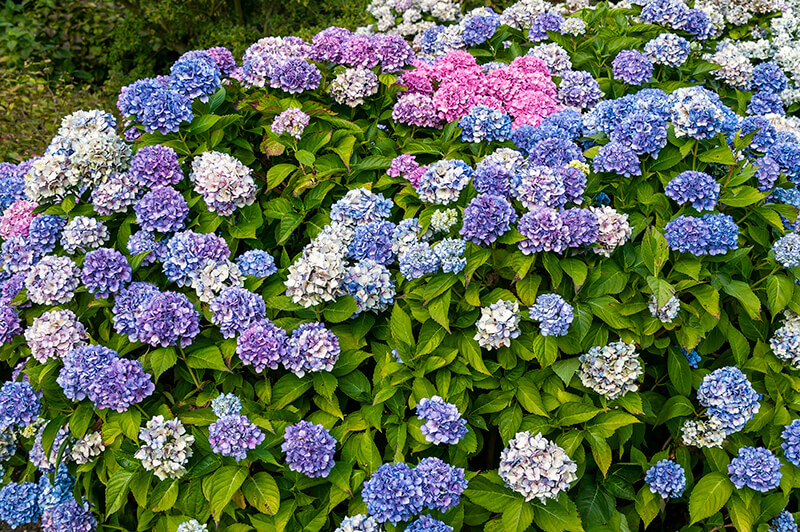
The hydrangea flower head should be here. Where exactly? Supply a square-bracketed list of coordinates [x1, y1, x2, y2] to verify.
[417, 160, 473, 205]
[773, 233, 800, 267]
[237, 318, 289, 372]
[416, 396, 468, 445]
[0, 381, 41, 430]
[282, 421, 337, 478]
[134, 414, 195, 480]
[41, 499, 97, 532]
[649, 294, 681, 323]
[208, 414, 265, 461]
[399, 241, 439, 279]
[612, 50, 654, 85]
[578, 342, 642, 400]
[645, 33, 690, 67]
[499, 431, 577, 502]
[361, 463, 424, 524]
[25, 309, 87, 363]
[134, 186, 188, 233]
[86, 357, 154, 412]
[335, 515, 380, 532]
[697, 366, 760, 433]
[330, 188, 393, 226]
[341, 260, 395, 315]
[136, 291, 200, 348]
[460, 194, 517, 245]
[770, 511, 797, 532]
[592, 142, 642, 177]
[529, 12, 565, 41]
[0, 482, 42, 528]
[645, 459, 686, 498]
[0, 304, 21, 345]
[0, 200, 37, 239]
[406, 515, 453, 532]
[177, 520, 208, 532]
[129, 145, 183, 187]
[665, 171, 720, 211]
[272, 108, 310, 139]
[61, 216, 109, 254]
[475, 300, 521, 350]
[82, 248, 132, 299]
[529, 293, 574, 336]
[211, 393, 242, 418]
[781, 418, 800, 466]
[169, 54, 222, 102]
[210, 287, 266, 339]
[57, 345, 118, 401]
[349, 221, 396, 265]
[27, 215, 65, 255]
[285, 322, 340, 377]
[190, 151, 256, 216]
[558, 70, 603, 109]
[459, 105, 512, 143]
[517, 207, 570, 255]
[728, 446, 782, 492]
[416, 456, 468, 512]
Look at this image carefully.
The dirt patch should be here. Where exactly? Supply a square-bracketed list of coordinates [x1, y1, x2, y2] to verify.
[0, 523, 40, 531]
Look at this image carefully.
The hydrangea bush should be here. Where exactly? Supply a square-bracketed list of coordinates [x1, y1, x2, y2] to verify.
[1, 0, 800, 531]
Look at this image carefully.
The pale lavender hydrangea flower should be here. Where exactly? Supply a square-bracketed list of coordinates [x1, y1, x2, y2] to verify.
[499, 431, 577, 502]
[81, 248, 131, 299]
[284, 322, 341, 377]
[24, 310, 87, 363]
[416, 396, 468, 445]
[236, 319, 289, 372]
[272, 108, 310, 139]
[282, 421, 337, 478]
[190, 152, 256, 216]
[208, 414, 265, 461]
[25, 256, 81, 305]
[210, 287, 266, 339]
[134, 186, 189, 233]
[578, 342, 642, 400]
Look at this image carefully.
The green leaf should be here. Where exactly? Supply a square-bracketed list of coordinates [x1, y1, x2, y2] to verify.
[557, 402, 602, 426]
[186, 346, 229, 372]
[459, 333, 491, 375]
[106, 470, 135, 516]
[243, 472, 281, 515]
[635, 486, 660, 528]
[586, 430, 612, 475]
[641, 227, 670, 277]
[766, 275, 793, 315]
[69, 402, 94, 438]
[589, 411, 640, 438]
[267, 164, 297, 190]
[390, 305, 415, 346]
[719, 186, 766, 208]
[323, 296, 358, 323]
[552, 358, 581, 386]
[516, 376, 549, 417]
[689, 284, 720, 318]
[722, 280, 762, 320]
[503, 498, 535, 532]
[465, 474, 519, 513]
[295, 149, 316, 167]
[533, 497, 584, 532]
[689, 473, 734, 524]
[698, 144, 736, 165]
[207, 466, 248, 520]
[188, 115, 221, 135]
[668, 349, 692, 397]
[151, 479, 179, 512]
[149, 347, 177, 381]
[655, 396, 694, 425]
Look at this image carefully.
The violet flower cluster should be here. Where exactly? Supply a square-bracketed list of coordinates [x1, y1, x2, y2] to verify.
[416, 396, 468, 445]
[281, 420, 337, 478]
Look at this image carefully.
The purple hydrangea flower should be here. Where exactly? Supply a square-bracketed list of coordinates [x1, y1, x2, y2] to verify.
[25, 255, 81, 305]
[112, 282, 160, 340]
[529, 293, 573, 336]
[25, 309, 87, 363]
[513, 164, 567, 210]
[82, 248, 132, 299]
[284, 322, 340, 377]
[612, 50, 653, 86]
[136, 291, 200, 348]
[1, 236, 38, 275]
[236, 250, 277, 277]
[562, 207, 599, 247]
[555, 165, 587, 203]
[87, 357, 154, 412]
[41, 499, 97, 532]
[558, 70, 603, 109]
[57, 345, 117, 401]
[210, 287, 266, 339]
[528, 138, 585, 168]
[473, 163, 514, 196]
[518, 207, 570, 254]
[127, 231, 160, 265]
[348, 221, 396, 265]
[269, 59, 322, 94]
[0, 303, 21, 346]
[593, 142, 642, 177]
[362, 463, 424, 524]
[610, 111, 668, 157]
[683, 9, 714, 40]
[645, 459, 686, 498]
[665, 171, 720, 211]
[341, 36, 379, 69]
[134, 186, 189, 234]
[208, 414, 265, 461]
[0, 273, 25, 306]
[416, 395, 468, 445]
[728, 446, 782, 492]
[310, 27, 352, 63]
[737, 116, 778, 153]
[416, 456, 468, 511]
[392, 93, 442, 128]
[374, 34, 415, 72]
[237, 319, 288, 372]
[129, 145, 183, 188]
[282, 421, 337, 478]
[206, 46, 238, 76]
[0, 381, 41, 430]
[697, 366, 760, 433]
[272, 108, 310, 139]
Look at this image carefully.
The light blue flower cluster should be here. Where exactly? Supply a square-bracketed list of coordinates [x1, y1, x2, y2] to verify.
[781, 419, 800, 467]
[459, 105, 512, 143]
[668, 86, 738, 140]
[41, 498, 97, 532]
[0, 381, 41, 431]
[0, 481, 42, 528]
[211, 393, 242, 417]
[592, 142, 642, 177]
[460, 194, 517, 245]
[399, 241, 439, 279]
[529, 293, 573, 337]
[341, 260, 395, 314]
[697, 367, 760, 434]
[727, 446, 782, 492]
[612, 50, 653, 85]
[236, 250, 277, 277]
[774, 233, 800, 268]
[644, 33, 690, 67]
[334, 514, 380, 532]
[416, 395, 468, 445]
[417, 160, 474, 205]
[169, 53, 222, 102]
[406, 515, 453, 532]
[329, 188, 393, 226]
[281, 420, 337, 478]
[645, 459, 686, 498]
[771, 511, 798, 532]
[349, 221, 396, 265]
[237, 318, 288, 372]
[433, 238, 466, 274]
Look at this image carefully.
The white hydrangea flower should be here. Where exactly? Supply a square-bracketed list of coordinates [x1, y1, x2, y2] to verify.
[475, 300, 521, 350]
[24, 309, 88, 363]
[590, 206, 632, 257]
[578, 342, 642, 400]
[329, 68, 380, 108]
[190, 151, 256, 216]
[681, 417, 726, 448]
[134, 415, 195, 480]
[71, 431, 106, 464]
[770, 310, 800, 369]
[703, 44, 754, 89]
[190, 259, 244, 303]
[285, 222, 353, 307]
[648, 295, 681, 324]
[499, 431, 578, 502]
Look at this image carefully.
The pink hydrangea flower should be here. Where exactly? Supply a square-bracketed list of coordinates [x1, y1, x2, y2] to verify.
[0, 200, 37, 239]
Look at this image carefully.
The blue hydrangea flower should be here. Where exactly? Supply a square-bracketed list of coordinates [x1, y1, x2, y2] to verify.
[697, 366, 760, 434]
[416, 395, 468, 445]
[772, 233, 800, 267]
[682, 348, 701, 368]
[768, 143, 800, 183]
[0, 381, 41, 430]
[472, 163, 513, 197]
[529, 293, 574, 336]
[665, 214, 738, 256]
[610, 111, 668, 158]
[770, 511, 798, 532]
[236, 250, 277, 277]
[210, 287, 266, 339]
[282, 421, 337, 478]
[433, 238, 466, 274]
[169, 54, 222, 102]
[37, 464, 74, 512]
[669, 86, 738, 140]
[535, 109, 584, 142]
[749, 91, 785, 116]
[349, 221, 396, 265]
[562, 207, 599, 247]
[87, 357, 154, 412]
[683, 9, 715, 40]
[399, 241, 439, 279]
[459, 105, 512, 143]
[335, 514, 380, 532]
[782, 418, 800, 467]
[513, 165, 567, 210]
[645, 459, 686, 498]
[208, 414, 265, 461]
[162, 231, 230, 287]
[704, 213, 739, 255]
[416, 457, 468, 511]
[751, 62, 789, 94]
[529, 12, 565, 41]
[460, 194, 517, 245]
[641, 0, 688, 27]
[211, 393, 242, 418]
[118, 78, 194, 135]
[126, 231, 161, 265]
[462, 9, 501, 46]
[406, 515, 453, 532]
[57, 345, 117, 401]
[417, 160, 474, 205]
[134, 186, 189, 234]
[736, 116, 778, 153]
[361, 463, 424, 524]
[644, 33, 690, 67]
[728, 446, 782, 492]
[528, 137, 585, 168]
[592, 142, 642, 177]
[665, 171, 720, 211]
[341, 260, 395, 315]
[0, 237, 36, 275]
[27, 215, 65, 255]
[612, 50, 654, 85]
[82, 248, 132, 299]
[330, 188, 393, 226]
[0, 482, 42, 528]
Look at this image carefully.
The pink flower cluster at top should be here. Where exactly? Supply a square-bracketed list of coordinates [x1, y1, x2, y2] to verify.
[393, 51, 561, 129]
